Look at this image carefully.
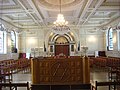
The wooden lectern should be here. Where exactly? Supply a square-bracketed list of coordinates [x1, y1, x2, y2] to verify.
[31, 56, 90, 90]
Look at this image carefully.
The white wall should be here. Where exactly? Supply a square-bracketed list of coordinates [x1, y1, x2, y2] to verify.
[19, 29, 44, 53]
[79, 28, 105, 55]
[106, 51, 120, 57]
[18, 27, 106, 56]
[0, 53, 19, 61]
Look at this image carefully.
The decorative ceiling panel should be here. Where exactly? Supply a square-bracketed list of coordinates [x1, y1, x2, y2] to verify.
[34, 0, 83, 10]
[0, 0, 16, 6]
[48, 11, 74, 17]
[45, 0, 75, 5]
[0, 0, 119, 30]
[106, 0, 120, 3]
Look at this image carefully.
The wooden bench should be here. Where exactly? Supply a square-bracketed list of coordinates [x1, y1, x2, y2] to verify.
[0, 58, 31, 83]
[0, 82, 29, 90]
[95, 81, 120, 90]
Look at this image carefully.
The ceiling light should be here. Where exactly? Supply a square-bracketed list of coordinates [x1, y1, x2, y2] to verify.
[52, 0, 70, 35]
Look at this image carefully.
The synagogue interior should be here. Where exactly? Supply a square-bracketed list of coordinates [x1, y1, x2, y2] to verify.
[0, 0, 120, 90]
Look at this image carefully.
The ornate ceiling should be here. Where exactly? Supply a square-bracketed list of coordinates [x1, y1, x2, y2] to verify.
[0, 0, 120, 31]
[35, 0, 83, 10]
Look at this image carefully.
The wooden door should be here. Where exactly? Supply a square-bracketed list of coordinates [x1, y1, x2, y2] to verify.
[55, 45, 69, 56]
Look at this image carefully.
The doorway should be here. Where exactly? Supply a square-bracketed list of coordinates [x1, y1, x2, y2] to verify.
[55, 45, 69, 56]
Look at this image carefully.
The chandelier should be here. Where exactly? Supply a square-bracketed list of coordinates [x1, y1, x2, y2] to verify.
[52, 0, 70, 35]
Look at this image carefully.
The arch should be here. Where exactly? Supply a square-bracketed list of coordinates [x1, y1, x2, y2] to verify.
[44, 29, 79, 46]
[55, 36, 69, 44]
[51, 34, 72, 43]
[44, 29, 79, 56]
[49, 32, 76, 43]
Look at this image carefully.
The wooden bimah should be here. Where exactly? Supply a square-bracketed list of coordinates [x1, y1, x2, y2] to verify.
[31, 56, 91, 90]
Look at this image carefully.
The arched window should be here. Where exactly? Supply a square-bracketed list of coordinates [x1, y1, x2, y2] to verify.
[107, 28, 113, 50]
[0, 24, 6, 54]
[11, 30, 17, 53]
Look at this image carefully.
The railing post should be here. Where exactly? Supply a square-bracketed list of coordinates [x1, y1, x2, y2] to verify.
[108, 85, 110, 90]
[114, 80, 116, 90]
[10, 82, 12, 90]
[15, 86, 17, 90]
[95, 81, 97, 90]
[26, 82, 28, 90]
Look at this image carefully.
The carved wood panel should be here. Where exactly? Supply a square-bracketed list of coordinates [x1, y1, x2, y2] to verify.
[32, 57, 89, 84]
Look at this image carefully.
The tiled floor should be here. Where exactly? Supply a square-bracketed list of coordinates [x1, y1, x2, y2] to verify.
[1, 71, 119, 90]
[13, 72, 31, 83]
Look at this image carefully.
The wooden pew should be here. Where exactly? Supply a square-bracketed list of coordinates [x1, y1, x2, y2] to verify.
[0, 60, 13, 83]
[106, 57, 120, 81]
[95, 81, 120, 90]
[0, 58, 31, 83]
[89, 57, 120, 81]
[0, 82, 29, 90]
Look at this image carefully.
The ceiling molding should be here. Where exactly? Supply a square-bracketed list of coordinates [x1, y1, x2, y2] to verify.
[26, 0, 45, 25]
[0, 0, 119, 31]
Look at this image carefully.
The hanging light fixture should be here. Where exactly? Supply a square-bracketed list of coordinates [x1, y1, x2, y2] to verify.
[52, 0, 70, 35]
